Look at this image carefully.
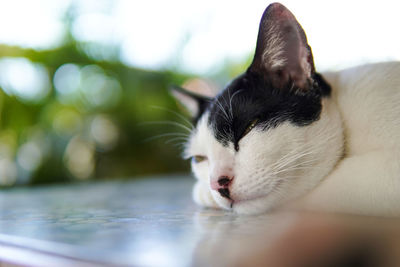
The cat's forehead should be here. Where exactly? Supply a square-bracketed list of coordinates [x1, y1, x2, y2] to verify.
[201, 71, 324, 148]
[207, 73, 270, 145]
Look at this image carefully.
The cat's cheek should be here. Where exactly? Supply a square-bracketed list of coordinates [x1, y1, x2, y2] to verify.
[192, 181, 219, 208]
[191, 162, 208, 182]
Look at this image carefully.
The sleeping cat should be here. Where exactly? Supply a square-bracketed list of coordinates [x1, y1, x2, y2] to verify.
[172, 3, 400, 216]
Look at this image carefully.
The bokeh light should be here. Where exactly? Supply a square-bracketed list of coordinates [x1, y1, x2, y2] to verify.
[64, 136, 95, 179]
[0, 137, 17, 186]
[53, 63, 81, 101]
[80, 65, 122, 108]
[0, 58, 50, 102]
[72, 13, 118, 44]
[90, 115, 119, 150]
[17, 141, 43, 172]
[0, 158, 17, 186]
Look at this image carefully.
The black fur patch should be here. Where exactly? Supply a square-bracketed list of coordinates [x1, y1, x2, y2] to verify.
[170, 85, 212, 124]
[204, 70, 331, 150]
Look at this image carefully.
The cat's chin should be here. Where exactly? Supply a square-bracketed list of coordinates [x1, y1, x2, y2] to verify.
[230, 194, 276, 215]
[210, 190, 279, 215]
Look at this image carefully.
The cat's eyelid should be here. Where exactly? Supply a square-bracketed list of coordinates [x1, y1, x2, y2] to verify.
[242, 118, 259, 137]
[191, 155, 207, 163]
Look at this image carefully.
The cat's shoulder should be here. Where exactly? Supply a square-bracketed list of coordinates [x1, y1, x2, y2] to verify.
[322, 61, 400, 96]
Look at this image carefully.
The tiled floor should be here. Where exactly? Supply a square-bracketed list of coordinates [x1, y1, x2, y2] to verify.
[0, 176, 399, 266]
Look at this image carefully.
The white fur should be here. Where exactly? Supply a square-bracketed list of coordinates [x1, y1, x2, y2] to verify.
[186, 61, 400, 216]
[262, 24, 287, 70]
[300, 62, 400, 216]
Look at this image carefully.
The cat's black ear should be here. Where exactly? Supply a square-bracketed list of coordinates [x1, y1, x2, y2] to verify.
[249, 3, 315, 91]
[170, 85, 212, 119]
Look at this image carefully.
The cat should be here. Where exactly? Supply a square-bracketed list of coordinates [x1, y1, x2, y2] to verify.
[171, 2, 400, 216]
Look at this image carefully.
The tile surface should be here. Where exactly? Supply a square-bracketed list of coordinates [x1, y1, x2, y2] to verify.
[0, 176, 237, 266]
[0, 176, 399, 267]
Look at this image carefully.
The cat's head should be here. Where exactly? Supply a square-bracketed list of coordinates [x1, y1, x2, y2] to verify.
[173, 3, 343, 214]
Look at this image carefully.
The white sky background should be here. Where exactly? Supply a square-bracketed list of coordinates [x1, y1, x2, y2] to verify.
[0, 0, 399, 75]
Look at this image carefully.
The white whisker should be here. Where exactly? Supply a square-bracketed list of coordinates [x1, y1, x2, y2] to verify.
[141, 120, 193, 133]
[165, 136, 190, 144]
[143, 132, 189, 143]
[149, 105, 194, 129]
[214, 97, 230, 123]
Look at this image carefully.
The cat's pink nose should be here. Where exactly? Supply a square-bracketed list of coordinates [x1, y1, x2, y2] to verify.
[218, 176, 231, 186]
[210, 176, 233, 200]
[210, 175, 233, 191]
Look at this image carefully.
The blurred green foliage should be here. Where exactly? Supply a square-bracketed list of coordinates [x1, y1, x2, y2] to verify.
[0, 36, 194, 185]
[0, 8, 250, 186]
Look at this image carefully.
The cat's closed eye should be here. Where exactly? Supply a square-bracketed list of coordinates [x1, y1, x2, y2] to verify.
[192, 155, 207, 164]
[242, 119, 259, 138]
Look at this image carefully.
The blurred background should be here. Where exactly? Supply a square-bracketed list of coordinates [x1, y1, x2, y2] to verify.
[0, 0, 399, 186]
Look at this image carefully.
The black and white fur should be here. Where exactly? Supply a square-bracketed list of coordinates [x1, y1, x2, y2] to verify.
[172, 3, 400, 215]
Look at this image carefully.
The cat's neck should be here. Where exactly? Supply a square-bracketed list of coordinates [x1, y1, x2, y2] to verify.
[287, 96, 344, 201]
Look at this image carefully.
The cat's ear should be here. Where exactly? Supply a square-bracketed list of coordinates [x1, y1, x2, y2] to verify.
[249, 3, 315, 91]
[170, 85, 212, 118]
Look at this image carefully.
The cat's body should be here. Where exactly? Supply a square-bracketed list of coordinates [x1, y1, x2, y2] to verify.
[303, 62, 400, 216]
[172, 3, 400, 216]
